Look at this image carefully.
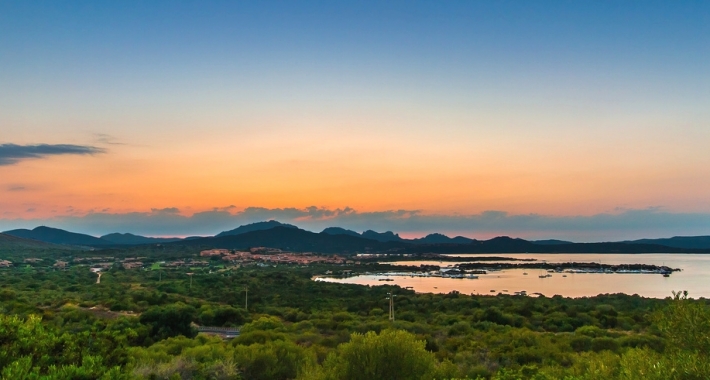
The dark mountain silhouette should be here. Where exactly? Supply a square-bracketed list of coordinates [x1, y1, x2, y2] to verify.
[216, 220, 298, 237]
[411, 233, 473, 244]
[321, 227, 361, 237]
[405, 237, 705, 254]
[531, 242, 699, 254]
[100, 233, 182, 245]
[626, 236, 710, 250]
[4, 221, 710, 253]
[170, 227, 710, 254]
[533, 239, 574, 245]
[467, 236, 537, 253]
[3, 226, 110, 246]
[172, 226, 402, 253]
[322, 228, 472, 244]
[0, 232, 72, 250]
[361, 230, 404, 242]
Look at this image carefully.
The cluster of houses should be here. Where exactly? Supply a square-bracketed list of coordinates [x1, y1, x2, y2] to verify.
[200, 248, 356, 266]
[74, 256, 114, 263]
[1, 258, 65, 268]
[122, 261, 143, 269]
[355, 253, 413, 258]
[1, 246, 361, 272]
[91, 262, 113, 271]
[163, 259, 209, 268]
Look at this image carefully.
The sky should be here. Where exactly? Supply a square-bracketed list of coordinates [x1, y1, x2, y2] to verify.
[1, 1, 709, 240]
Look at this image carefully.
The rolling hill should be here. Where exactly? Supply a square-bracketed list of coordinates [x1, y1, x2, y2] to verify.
[215, 220, 298, 237]
[321, 227, 361, 237]
[626, 236, 710, 250]
[4, 226, 110, 246]
[171, 226, 710, 254]
[0, 233, 72, 250]
[322, 228, 473, 244]
[173, 226, 405, 253]
[3, 221, 709, 254]
[411, 233, 474, 244]
[100, 233, 182, 245]
[3, 227, 182, 247]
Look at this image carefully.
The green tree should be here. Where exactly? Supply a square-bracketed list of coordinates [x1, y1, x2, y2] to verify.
[0, 315, 126, 379]
[317, 329, 437, 380]
[233, 340, 311, 380]
[139, 303, 197, 341]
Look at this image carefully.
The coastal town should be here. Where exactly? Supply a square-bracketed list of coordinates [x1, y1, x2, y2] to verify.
[0, 247, 359, 272]
[200, 247, 357, 265]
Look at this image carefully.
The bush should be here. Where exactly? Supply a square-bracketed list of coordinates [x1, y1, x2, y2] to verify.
[316, 329, 438, 380]
[591, 337, 619, 353]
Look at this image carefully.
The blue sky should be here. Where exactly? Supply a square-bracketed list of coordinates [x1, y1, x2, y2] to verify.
[1, 1, 709, 239]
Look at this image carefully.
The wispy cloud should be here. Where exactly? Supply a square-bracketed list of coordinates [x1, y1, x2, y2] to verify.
[93, 133, 126, 146]
[150, 207, 181, 215]
[0, 144, 106, 166]
[1, 206, 709, 242]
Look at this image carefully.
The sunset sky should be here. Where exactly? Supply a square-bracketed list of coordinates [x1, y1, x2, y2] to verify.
[1, 1, 709, 240]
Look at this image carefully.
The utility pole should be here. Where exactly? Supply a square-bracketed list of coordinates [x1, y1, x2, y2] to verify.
[187, 273, 194, 289]
[386, 292, 397, 321]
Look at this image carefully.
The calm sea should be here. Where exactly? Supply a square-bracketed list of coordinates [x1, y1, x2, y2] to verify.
[315, 254, 710, 299]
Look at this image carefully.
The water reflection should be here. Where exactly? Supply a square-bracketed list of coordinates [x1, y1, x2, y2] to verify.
[317, 254, 710, 299]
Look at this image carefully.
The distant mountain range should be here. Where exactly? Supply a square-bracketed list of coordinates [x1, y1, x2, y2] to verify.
[321, 227, 473, 244]
[176, 226, 403, 254]
[3, 221, 710, 253]
[216, 220, 298, 237]
[167, 229, 710, 254]
[411, 233, 474, 244]
[100, 233, 182, 245]
[3, 226, 179, 247]
[533, 239, 574, 245]
[0, 232, 73, 250]
[626, 236, 710, 250]
[5, 226, 111, 246]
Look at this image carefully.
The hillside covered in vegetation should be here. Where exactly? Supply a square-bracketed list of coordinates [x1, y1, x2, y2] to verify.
[0, 244, 709, 379]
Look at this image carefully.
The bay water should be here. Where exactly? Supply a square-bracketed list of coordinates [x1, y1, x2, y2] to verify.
[316, 254, 710, 299]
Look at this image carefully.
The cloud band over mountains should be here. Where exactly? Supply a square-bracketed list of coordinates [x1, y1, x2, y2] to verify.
[0, 144, 106, 166]
[1, 206, 709, 242]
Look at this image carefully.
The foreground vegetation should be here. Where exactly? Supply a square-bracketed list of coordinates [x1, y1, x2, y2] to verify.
[1, 252, 709, 379]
